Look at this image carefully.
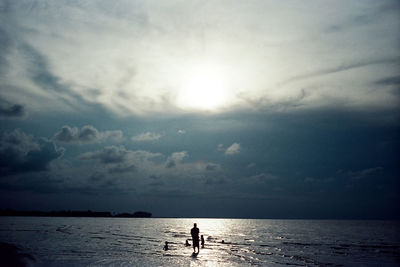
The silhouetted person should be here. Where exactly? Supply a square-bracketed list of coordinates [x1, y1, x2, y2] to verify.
[190, 223, 200, 253]
[163, 241, 169, 251]
[185, 239, 190, 246]
[201, 235, 205, 248]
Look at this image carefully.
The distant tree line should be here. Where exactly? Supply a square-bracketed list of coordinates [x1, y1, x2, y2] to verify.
[0, 209, 152, 218]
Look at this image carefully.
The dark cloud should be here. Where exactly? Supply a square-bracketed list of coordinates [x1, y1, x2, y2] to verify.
[89, 172, 106, 182]
[0, 129, 64, 175]
[280, 57, 400, 85]
[53, 126, 77, 143]
[246, 173, 279, 184]
[0, 102, 25, 118]
[374, 75, 400, 96]
[108, 164, 136, 174]
[131, 132, 162, 142]
[53, 125, 123, 144]
[238, 88, 309, 112]
[165, 161, 175, 168]
[205, 163, 219, 171]
[148, 175, 163, 183]
[340, 167, 384, 180]
[325, 13, 375, 34]
[205, 177, 226, 185]
[77, 125, 100, 143]
[79, 146, 162, 177]
[0, 96, 26, 118]
[79, 146, 129, 164]
[165, 151, 186, 168]
[374, 75, 400, 92]
[325, 2, 400, 34]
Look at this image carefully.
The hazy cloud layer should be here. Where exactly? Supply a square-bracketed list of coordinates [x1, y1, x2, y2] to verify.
[0, 1, 398, 115]
[54, 125, 123, 144]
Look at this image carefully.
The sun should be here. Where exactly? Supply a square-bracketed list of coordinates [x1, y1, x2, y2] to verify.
[176, 61, 229, 111]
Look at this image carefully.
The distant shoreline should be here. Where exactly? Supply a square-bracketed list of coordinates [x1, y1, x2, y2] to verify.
[1, 210, 398, 220]
[0, 209, 152, 218]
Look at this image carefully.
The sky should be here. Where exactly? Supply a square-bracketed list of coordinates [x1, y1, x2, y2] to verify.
[0, 0, 399, 219]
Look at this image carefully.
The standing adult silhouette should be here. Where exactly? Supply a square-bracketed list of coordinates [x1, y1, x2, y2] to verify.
[190, 223, 200, 253]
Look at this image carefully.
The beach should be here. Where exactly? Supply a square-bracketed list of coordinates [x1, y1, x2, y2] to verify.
[1, 217, 399, 266]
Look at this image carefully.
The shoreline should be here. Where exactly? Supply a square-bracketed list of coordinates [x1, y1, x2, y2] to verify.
[0, 209, 152, 218]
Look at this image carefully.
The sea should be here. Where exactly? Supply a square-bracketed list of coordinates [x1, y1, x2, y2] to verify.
[0, 217, 399, 266]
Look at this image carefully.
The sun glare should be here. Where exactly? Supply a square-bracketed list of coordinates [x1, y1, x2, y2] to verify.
[176, 62, 229, 111]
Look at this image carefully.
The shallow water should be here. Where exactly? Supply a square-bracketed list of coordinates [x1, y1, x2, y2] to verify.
[0, 217, 399, 266]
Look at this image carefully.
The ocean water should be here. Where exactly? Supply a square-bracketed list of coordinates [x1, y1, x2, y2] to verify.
[0, 217, 399, 266]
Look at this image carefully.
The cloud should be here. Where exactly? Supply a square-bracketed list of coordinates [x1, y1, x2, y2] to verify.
[0, 26, 13, 77]
[217, 144, 224, 152]
[1, 1, 397, 116]
[324, 2, 398, 34]
[108, 164, 137, 174]
[76, 125, 100, 143]
[53, 126, 78, 143]
[0, 23, 108, 115]
[17, 42, 93, 112]
[205, 163, 219, 171]
[0, 98, 26, 118]
[76, 146, 220, 196]
[131, 132, 162, 142]
[205, 177, 226, 185]
[53, 125, 123, 144]
[341, 167, 384, 180]
[225, 143, 241, 155]
[177, 129, 186, 134]
[79, 145, 162, 174]
[79, 146, 129, 164]
[166, 151, 187, 168]
[79, 146, 162, 165]
[304, 177, 315, 183]
[280, 58, 400, 86]
[102, 130, 124, 142]
[375, 75, 400, 95]
[0, 129, 64, 175]
[246, 173, 279, 184]
[247, 163, 256, 168]
[79, 146, 135, 174]
[375, 75, 400, 86]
